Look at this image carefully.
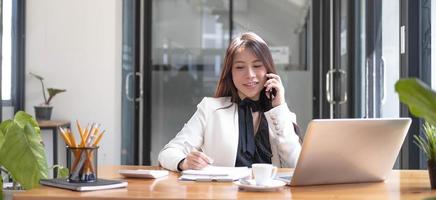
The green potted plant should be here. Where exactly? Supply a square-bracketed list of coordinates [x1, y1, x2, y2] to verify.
[413, 122, 436, 188]
[29, 72, 66, 120]
[395, 78, 436, 188]
[0, 111, 49, 199]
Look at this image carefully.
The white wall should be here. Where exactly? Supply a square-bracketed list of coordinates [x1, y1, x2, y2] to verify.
[26, 0, 122, 170]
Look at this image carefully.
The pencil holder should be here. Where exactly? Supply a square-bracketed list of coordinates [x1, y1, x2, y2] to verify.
[66, 146, 99, 182]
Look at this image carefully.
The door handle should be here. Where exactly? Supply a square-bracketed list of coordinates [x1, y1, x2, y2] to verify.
[125, 72, 134, 102]
[364, 58, 369, 118]
[380, 57, 386, 104]
[125, 72, 143, 102]
[135, 72, 143, 102]
[326, 69, 347, 104]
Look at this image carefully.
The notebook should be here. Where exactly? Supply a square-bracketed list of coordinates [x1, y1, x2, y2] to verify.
[118, 169, 169, 179]
[40, 178, 128, 191]
[280, 118, 411, 186]
[179, 166, 251, 182]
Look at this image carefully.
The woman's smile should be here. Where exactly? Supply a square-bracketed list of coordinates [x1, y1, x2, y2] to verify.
[243, 81, 259, 88]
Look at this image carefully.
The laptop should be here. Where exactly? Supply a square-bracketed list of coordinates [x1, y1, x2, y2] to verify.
[276, 118, 411, 186]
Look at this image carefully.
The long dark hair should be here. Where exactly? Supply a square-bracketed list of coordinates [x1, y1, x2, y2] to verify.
[214, 32, 277, 103]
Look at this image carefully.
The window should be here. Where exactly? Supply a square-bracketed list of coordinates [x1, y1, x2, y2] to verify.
[1, 0, 11, 101]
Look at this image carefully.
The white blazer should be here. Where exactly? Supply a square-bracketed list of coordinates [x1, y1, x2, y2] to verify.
[158, 97, 302, 171]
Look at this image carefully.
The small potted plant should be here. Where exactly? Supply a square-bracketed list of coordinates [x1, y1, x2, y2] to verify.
[395, 78, 436, 188]
[29, 72, 66, 120]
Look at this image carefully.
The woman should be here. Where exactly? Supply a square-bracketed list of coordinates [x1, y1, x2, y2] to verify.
[158, 32, 301, 171]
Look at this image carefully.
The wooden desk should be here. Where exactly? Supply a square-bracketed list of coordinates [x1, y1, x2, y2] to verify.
[38, 120, 71, 177]
[13, 166, 436, 200]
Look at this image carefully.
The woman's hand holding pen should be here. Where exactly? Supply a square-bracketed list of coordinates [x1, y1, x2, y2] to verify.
[180, 150, 213, 170]
[265, 73, 285, 107]
[180, 141, 214, 170]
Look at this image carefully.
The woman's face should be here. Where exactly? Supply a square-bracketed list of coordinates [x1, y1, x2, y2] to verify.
[231, 47, 267, 101]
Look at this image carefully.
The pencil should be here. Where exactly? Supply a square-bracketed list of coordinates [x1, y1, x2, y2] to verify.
[59, 127, 73, 146]
[81, 126, 89, 147]
[76, 120, 84, 137]
[60, 131, 72, 147]
[85, 126, 93, 145]
[67, 129, 77, 147]
[76, 121, 87, 147]
[93, 131, 105, 147]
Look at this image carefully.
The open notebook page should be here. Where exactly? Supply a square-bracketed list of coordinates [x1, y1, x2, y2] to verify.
[180, 166, 251, 181]
[182, 166, 249, 176]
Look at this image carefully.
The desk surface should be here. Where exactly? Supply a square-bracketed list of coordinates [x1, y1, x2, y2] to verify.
[13, 165, 436, 200]
[37, 120, 70, 128]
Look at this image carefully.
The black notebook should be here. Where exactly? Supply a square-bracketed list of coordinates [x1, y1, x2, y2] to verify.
[40, 178, 128, 191]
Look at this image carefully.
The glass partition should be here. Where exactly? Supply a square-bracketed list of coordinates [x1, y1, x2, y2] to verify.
[150, 0, 230, 164]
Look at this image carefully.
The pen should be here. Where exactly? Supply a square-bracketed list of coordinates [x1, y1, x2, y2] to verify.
[183, 141, 214, 164]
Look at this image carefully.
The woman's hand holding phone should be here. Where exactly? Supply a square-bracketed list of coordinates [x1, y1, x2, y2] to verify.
[264, 73, 285, 107]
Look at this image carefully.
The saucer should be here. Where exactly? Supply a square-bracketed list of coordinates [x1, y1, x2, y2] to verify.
[234, 179, 286, 192]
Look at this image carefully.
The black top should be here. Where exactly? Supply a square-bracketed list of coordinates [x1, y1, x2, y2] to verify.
[235, 98, 273, 167]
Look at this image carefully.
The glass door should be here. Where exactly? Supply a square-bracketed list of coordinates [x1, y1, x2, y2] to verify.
[149, 0, 230, 165]
[313, 0, 353, 119]
[360, 0, 400, 119]
[313, 0, 400, 119]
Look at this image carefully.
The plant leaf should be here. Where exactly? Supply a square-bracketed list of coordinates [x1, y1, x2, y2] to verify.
[414, 135, 429, 158]
[13, 111, 40, 135]
[0, 120, 12, 153]
[0, 119, 12, 134]
[0, 130, 4, 154]
[29, 72, 44, 81]
[414, 122, 436, 162]
[47, 88, 66, 97]
[46, 88, 66, 104]
[395, 78, 436, 126]
[52, 165, 69, 179]
[0, 116, 48, 189]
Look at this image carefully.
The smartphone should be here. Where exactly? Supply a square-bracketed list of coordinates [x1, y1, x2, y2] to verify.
[266, 76, 277, 100]
[265, 86, 277, 100]
[269, 88, 277, 100]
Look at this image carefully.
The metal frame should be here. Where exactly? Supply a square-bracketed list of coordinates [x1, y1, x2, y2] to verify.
[141, 0, 152, 165]
[121, 0, 140, 165]
[351, 0, 363, 118]
[312, 0, 321, 119]
[0, 0, 3, 120]
[399, 0, 432, 169]
[11, 0, 26, 114]
[348, 0, 359, 118]
[229, 0, 233, 40]
[320, 0, 332, 118]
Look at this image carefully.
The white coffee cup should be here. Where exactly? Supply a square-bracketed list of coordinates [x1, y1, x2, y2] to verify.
[252, 163, 277, 186]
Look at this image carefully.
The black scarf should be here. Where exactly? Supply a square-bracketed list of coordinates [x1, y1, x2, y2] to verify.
[238, 98, 260, 157]
[235, 97, 272, 167]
